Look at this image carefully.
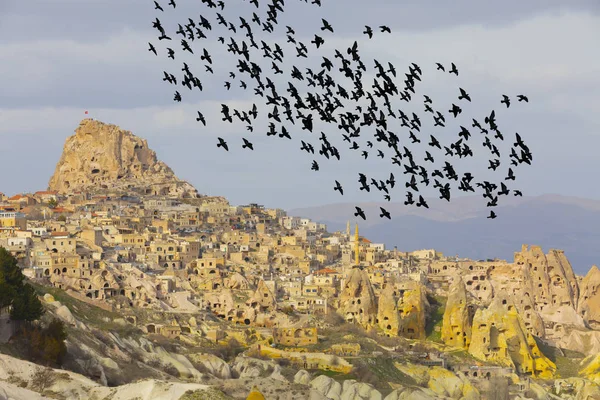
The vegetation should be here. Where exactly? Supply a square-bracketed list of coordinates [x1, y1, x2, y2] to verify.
[13, 318, 68, 367]
[180, 388, 234, 400]
[425, 295, 446, 343]
[31, 366, 57, 392]
[0, 247, 44, 322]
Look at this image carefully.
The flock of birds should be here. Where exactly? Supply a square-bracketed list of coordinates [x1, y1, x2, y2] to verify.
[147, 0, 534, 221]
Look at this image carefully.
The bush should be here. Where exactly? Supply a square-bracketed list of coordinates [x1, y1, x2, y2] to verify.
[30, 367, 56, 392]
[15, 318, 67, 367]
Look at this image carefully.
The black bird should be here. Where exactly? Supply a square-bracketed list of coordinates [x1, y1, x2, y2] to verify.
[173, 91, 181, 102]
[217, 137, 228, 151]
[181, 39, 193, 54]
[154, 1, 164, 11]
[242, 138, 254, 150]
[196, 111, 206, 125]
[449, 62, 458, 75]
[321, 18, 334, 33]
[404, 191, 415, 206]
[311, 34, 325, 48]
[423, 95, 432, 104]
[166, 47, 175, 59]
[380, 25, 391, 33]
[458, 88, 471, 102]
[363, 25, 373, 38]
[300, 140, 314, 154]
[379, 207, 391, 219]
[436, 63, 445, 71]
[487, 210, 497, 219]
[505, 168, 515, 180]
[148, 42, 157, 55]
[354, 206, 366, 220]
[406, 175, 419, 191]
[517, 94, 529, 102]
[416, 195, 429, 208]
[501, 95, 511, 108]
[168, 0, 176, 8]
[201, 48, 212, 64]
[384, 195, 391, 202]
[311, 160, 319, 171]
[386, 173, 395, 188]
[424, 151, 434, 163]
[334, 180, 343, 195]
[514, 190, 523, 196]
[429, 135, 441, 149]
[449, 103, 462, 118]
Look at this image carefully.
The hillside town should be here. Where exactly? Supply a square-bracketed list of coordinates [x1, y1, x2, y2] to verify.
[0, 119, 599, 400]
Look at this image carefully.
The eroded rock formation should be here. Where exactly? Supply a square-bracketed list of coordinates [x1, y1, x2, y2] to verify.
[468, 297, 556, 379]
[48, 119, 199, 198]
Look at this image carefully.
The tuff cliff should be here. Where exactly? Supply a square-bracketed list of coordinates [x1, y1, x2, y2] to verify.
[48, 118, 199, 198]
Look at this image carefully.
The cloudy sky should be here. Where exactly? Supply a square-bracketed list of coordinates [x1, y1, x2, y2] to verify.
[0, 0, 599, 210]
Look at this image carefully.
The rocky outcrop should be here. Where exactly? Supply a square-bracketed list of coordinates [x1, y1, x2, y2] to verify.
[394, 363, 480, 400]
[468, 297, 556, 379]
[0, 353, 213, 400]
[397, 282, 429, 340]
[377, 284, 401, 337]
[442, 277, 474, 348]
[338, 267, 377, 327]
[578, 265, 600, 330]
[48, 118, 199, 198]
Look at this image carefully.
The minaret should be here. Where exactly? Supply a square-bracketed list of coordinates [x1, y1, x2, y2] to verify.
[346, 220, 351, 237]
[354, 223, 360, 266]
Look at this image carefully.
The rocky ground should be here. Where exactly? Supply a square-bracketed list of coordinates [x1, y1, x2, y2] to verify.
[1, 286, 599, 400]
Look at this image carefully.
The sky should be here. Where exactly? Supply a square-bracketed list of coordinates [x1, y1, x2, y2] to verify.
[0, 0, 599, 210]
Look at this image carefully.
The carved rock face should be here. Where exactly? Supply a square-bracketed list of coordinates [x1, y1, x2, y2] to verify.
[48, 118, 198, 197]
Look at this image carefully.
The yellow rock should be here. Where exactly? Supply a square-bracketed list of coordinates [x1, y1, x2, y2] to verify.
[246, 385, 265, 400]
[397, 283, 429, 340]
[468, 297, 556, 379]
[579, 353, 600, 384]
[442, 277, 473, 349]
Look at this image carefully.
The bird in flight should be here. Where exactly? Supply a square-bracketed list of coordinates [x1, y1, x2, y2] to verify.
[449, 63, 458, 75]
[242, 138, 254, 150]
[354, 206, 366, 220]
[334, 180, 343, 195]
[458, 88, 471, 102]
[217, 137, 228, 151]
[379, 207, 391, 219]
[196, 111, 206, 125]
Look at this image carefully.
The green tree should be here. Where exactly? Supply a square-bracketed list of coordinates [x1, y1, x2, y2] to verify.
[0, 281, 15, 311]
[10, 283, 44, 322]
[47, 198, 58, 209]
[0, 247, 25, 288]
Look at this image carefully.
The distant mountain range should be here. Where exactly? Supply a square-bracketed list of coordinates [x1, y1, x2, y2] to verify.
[288, 194, 600, 275]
